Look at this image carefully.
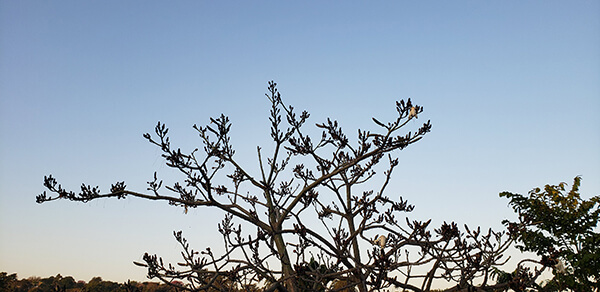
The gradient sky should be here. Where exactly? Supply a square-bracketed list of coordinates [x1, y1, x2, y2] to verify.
[1, 0, 599, 284]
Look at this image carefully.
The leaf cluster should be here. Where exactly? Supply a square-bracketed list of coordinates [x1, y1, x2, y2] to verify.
[500, 176, 600, 291]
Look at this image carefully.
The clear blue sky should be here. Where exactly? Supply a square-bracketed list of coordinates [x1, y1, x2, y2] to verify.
[1, 0, 598, 283]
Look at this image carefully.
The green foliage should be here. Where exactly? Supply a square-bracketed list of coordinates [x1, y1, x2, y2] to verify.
[500, 176, 600, 291]
[294, 257, 338, 292]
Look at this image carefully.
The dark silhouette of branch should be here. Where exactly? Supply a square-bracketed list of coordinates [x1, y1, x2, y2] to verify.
[39, 81, 533, 292]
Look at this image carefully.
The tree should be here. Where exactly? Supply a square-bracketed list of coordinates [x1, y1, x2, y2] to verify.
[39, 81, 524, 292]
[500, 176, 600, 291]
[85, 276, 124, 292]
[59, 276, 77, 290]
[0, 272, 18, 291]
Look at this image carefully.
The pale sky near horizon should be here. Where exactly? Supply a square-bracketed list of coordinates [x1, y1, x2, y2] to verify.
[1, 0, 599, 284]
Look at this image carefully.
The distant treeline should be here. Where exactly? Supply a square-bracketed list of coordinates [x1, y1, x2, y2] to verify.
[0, 272, 183, 292]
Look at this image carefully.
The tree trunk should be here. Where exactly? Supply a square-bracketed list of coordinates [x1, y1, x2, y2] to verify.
[273, 233, 297, 292]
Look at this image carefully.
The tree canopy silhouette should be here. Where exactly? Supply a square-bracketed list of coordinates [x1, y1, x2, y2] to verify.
[39, 81, 541, 292]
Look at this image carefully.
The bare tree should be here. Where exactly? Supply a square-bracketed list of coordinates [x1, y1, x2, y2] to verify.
[38, 81, 538, 292]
